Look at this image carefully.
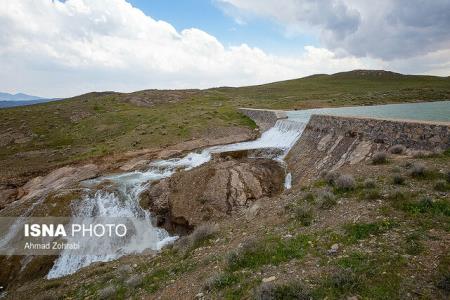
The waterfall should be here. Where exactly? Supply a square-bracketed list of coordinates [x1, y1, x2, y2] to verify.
[0, 117, 307, 279]
[46, 118, 308, 278]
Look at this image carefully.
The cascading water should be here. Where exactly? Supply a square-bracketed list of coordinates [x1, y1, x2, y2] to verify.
[42, 119, 307, 279]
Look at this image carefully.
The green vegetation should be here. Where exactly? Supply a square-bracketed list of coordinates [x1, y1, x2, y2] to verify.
[226, 235, 310, 271]
[293, 204, 314, 226]
[343, 220, 397, 243]
[313, 251, 406, 299]
[2, 70, 450, 180]
[372, 152, 388, 165]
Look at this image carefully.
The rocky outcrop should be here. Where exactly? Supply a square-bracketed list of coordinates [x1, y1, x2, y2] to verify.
[239, 108, 287, 131]
[286, 114, 450, 185]
[20, 164, 98, 202]
[0, 164, 98, 214]
[141, 158, 285, 234]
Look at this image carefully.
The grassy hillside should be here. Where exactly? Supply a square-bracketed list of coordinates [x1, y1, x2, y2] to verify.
[1, 70, 449, 183]
[213, 70, 450, 109]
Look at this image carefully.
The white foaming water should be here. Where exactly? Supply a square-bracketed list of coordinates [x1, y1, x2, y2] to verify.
[46, 119, 306, 279]
[209, 120, 306, 156]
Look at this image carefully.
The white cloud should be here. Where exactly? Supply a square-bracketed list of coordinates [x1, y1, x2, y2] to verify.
[0, 0, 377, 97]
[218, 0, 450, 61]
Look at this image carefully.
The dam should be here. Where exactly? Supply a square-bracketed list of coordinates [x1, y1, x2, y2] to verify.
[240, 100, 450, 185]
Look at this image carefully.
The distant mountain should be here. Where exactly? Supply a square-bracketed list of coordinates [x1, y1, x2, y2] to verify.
[0, 92, 47, 101]
[0, 99, 58, 108]
[0, 92, 63, 108]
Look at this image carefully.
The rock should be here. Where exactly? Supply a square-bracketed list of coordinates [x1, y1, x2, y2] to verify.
[245, 201, 261, 220]
[20, 164, 99, 201]
[262, 276, 276, 283]
[119, 158, 150, 171]
[195, 292, 204, 299]
[0, 188, 17, 210]
[328, 243, 339, 255]
[141, 158, 284, 233]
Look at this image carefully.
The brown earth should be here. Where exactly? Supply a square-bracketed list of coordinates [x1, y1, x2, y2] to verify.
[3, 150, 448, 299]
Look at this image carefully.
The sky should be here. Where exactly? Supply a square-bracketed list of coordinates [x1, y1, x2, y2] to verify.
[0, 0, 449, 98]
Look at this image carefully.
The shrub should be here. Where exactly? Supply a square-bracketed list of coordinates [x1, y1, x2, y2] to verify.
[203, 272, 239, 291]
[335, 175, 356, 191]
[324, 171, 339, 185]
[361, 189, 381, 201]
[405, 233, 424, 256]
[174, 223, 218, 254]
[434, 180, 449, 192]
[302, 192, 315, 202]
[372, 152, 388, 165]
[392, 174, 405, 185]
[318, 190, 337, 209]
[363, 178, 376, 189]
[412, 150, 428, 158]
[190, 223, 218, 247]
[293, 205, 314, 226]
[254, 282, 311, 300]
[409, 163, 426, 178]
[389, 144, 406, 154]
[447, 171, 450, 183]
[325, 268, 360, 293]
[391, 166, 401, 173]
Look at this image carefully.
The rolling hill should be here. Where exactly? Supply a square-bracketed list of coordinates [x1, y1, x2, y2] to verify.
[1, 69, 449, 184]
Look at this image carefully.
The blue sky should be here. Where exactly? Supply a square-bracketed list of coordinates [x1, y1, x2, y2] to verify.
[127, 0, 317, 56]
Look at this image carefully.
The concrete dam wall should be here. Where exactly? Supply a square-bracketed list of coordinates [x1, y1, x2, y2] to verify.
[239, 108, 450, 186]
[286, 115, 450, 185]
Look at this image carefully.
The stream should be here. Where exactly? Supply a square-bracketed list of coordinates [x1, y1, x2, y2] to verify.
[46, 118, 307, 278]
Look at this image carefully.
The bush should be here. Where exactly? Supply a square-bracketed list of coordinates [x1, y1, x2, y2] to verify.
[325, 268, 360, 292]
[361, 189, 381, 201]
[389, 144, 406, 154]
[392, 174, 405, 185]
[302, 192, 315, 202]
[363, 178, 376, 189]
[434, 180, 449, 192]
[324, 171, 339, 185]
[254, 282, 311, 300]
[318, 190, 337, 209]
[174, 223, 218, 254]
[391, 166, 401, 173]
[335, 175, 356, 191]
[372, 152, 388, 165]
[190, 223, 218, 247]
[447, 171, 450, 183]
[203, 272, 239, 291]
[412, 150, 428, 158]
[293, 205, 314, 226]
[409, 163, 427, 178]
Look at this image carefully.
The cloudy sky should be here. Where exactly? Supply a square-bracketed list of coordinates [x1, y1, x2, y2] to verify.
[1, 0, 449, 98]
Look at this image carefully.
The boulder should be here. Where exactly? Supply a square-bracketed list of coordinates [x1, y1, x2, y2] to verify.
[20, 164, 99, 202]
[141, 158, 284, 234]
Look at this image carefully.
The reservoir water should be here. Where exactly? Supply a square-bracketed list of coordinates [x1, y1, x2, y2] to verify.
[287, 100, 450, 123]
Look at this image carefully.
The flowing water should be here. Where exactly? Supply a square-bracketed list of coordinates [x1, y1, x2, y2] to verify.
[5, 101, 449, 279]
[46, 118, 307, 278]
